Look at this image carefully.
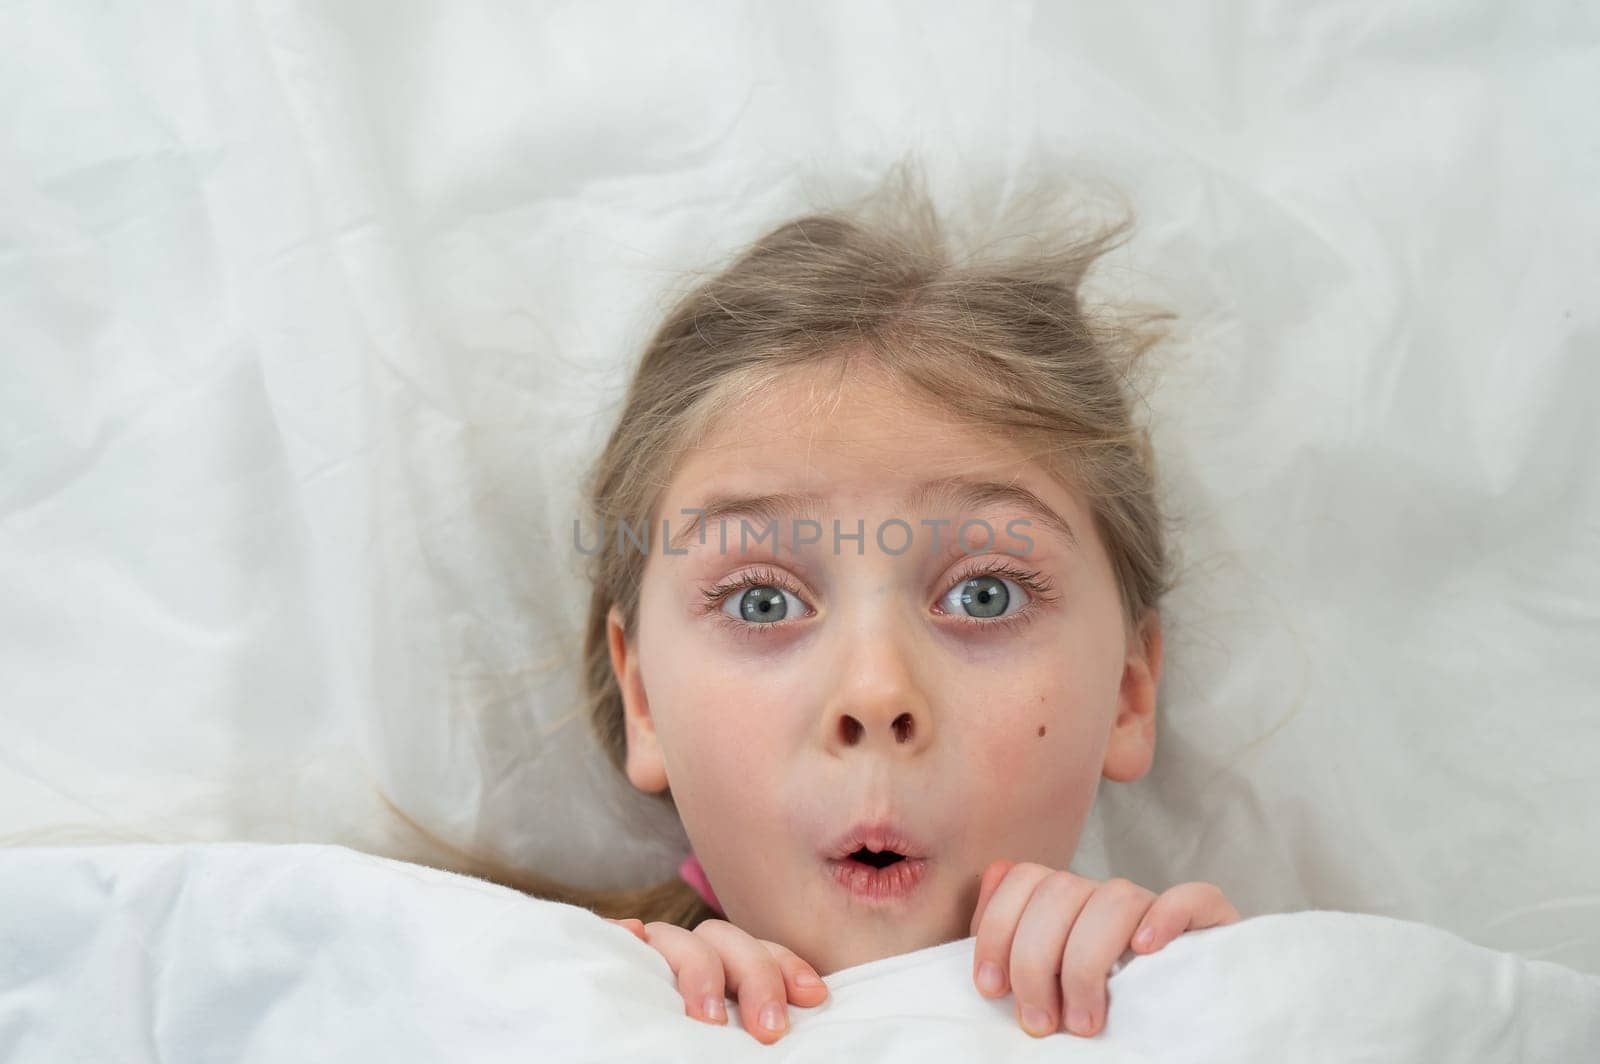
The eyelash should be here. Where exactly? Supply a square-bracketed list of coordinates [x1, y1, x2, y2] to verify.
[696, 561, 1058, 640]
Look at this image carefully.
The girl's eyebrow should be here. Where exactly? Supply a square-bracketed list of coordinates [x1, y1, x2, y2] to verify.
[903, 476, 1080, 552]
[667, 476, 1078, 554]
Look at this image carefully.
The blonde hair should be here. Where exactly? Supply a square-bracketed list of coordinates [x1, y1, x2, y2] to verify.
[473, 161, 1175, 928]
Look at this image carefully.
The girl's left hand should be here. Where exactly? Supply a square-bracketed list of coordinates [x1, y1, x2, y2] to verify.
[969, 859, 1240, 1039]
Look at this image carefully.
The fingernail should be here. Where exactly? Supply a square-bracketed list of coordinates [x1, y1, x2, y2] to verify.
[1134, 926, 1154, 949]
[1067, 1006, 1093, 1035]
[977, 961, 1004, 995]
[795, 971, 823, 989]
[760, 1001, 786, 1032]
[1020, 1005, 1053, 1035]
[703, 995, 726, 1023]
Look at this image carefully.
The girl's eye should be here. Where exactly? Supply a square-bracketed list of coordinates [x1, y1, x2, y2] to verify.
[721, 584, 804, 624]
[940, 574, 1030, 619]
[700, 562, 1052, 635]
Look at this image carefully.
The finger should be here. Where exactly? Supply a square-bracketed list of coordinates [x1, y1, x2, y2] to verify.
[605, 917, 649, 942]
[695, 919, 793, 1044]
[1131, 882, 1241, 953]
[1060, 878, 1155, 1038]
[1008, 870, 1098, 1037]
[969, 858, 1016, 937]
[970, 861, 1053, 1000]
[760, 939, 830, 1007]
[637, 921, 729, 1026]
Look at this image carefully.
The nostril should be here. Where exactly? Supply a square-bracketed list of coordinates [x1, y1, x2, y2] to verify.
[835, 714, 917, 746]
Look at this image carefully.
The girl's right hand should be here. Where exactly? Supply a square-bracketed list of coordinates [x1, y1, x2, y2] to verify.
[605, 916, 829, 1044]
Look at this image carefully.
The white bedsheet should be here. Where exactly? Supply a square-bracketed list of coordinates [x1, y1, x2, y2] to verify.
[2, 844, 1595, 1062]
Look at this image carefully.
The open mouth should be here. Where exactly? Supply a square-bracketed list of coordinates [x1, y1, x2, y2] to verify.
[846, 846, 907, 869]
[821, 819, 931, 901]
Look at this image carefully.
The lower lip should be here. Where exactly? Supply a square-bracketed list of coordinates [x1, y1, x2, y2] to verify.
[826, 856, 930, 903]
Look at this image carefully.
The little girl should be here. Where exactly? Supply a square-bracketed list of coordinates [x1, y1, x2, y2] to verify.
[527, 164, 1240, 1044]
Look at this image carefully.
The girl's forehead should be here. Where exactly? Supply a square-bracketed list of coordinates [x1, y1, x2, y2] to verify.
[685, 363, 1036, 492]
[660, 360, 1098, 554]
[674, 436, 1040, 505]
[679, 413, 1039, 506]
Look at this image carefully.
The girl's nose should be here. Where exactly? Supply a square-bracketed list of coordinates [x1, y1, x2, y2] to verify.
[821, 633, 933, 756]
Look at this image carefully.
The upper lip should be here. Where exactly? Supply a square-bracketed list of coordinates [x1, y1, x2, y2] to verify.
[823, 819, 930, 861]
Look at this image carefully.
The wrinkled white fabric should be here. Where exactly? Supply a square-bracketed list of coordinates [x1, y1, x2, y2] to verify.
[1, 844, 1596, 1063]
[2, 0, 1597, 982]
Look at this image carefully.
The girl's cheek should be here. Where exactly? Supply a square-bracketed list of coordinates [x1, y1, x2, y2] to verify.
[969, 685, 1100, 782]
[962, 705, 1039, 784]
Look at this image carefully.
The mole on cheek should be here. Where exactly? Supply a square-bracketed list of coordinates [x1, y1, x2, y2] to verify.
[1037, 725, 1047, 737]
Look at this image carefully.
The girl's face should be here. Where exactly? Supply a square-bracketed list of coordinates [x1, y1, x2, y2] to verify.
[607, 360, 1161, 976]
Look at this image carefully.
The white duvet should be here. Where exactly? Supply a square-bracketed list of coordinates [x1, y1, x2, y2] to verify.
[2, 844, 1595, 1062]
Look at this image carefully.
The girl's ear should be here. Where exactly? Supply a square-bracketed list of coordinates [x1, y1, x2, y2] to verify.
[607, 604, 670, 794]
[1102, 610, 1162, 783]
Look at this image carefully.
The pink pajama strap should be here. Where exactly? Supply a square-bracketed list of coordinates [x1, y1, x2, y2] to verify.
[677, 852, 724, 915]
